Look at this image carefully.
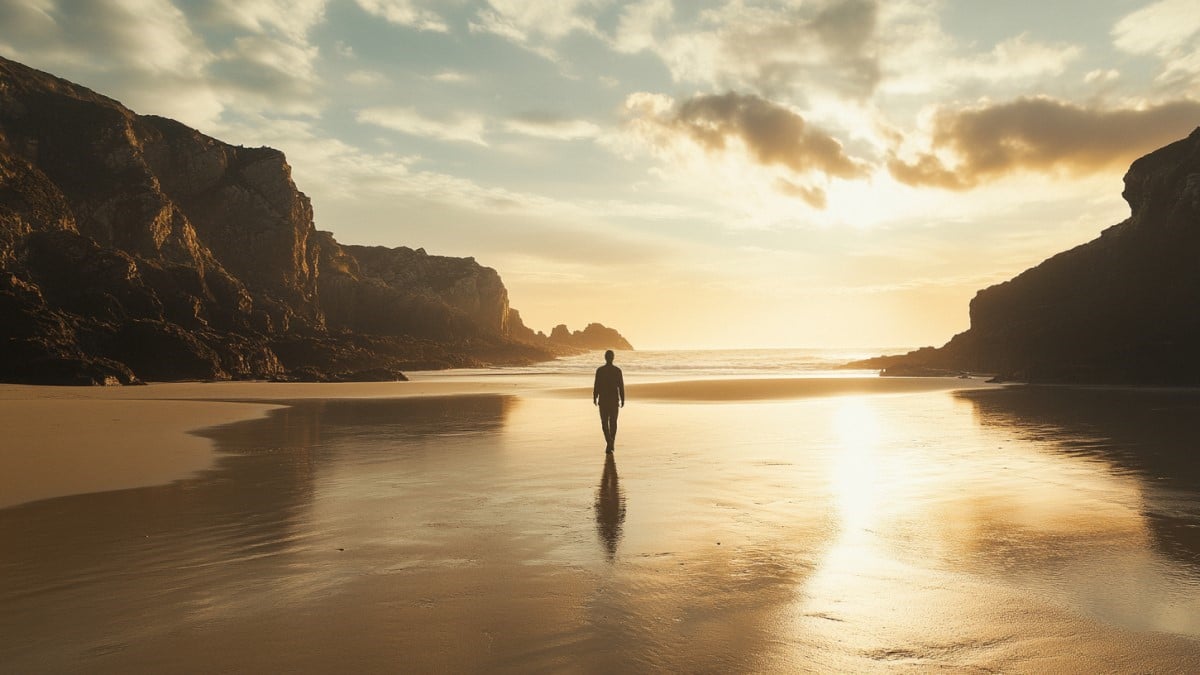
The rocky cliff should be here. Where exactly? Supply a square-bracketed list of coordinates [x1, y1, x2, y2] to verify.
[0, 56, 630, 384]
[854, 128, 1200, 384]
[546, 323, 635, 351]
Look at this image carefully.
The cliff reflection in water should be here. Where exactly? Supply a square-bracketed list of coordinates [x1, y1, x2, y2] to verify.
[959, 386, 1200, 570]
[595, 454, 626, 560]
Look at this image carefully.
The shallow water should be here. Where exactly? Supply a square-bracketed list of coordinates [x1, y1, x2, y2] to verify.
[2, 385, 1200, 672]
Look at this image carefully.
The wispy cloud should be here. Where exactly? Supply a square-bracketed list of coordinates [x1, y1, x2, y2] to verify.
[1113, 0, 1200, 88]
[467, 0, 603, 62]
[346, 69, 387, 86]
[356, 106, 488, 145]
[354, 0, 448, 33]
[504, 112, 600, 140]
[430, 69, 474, 84]
[205, 0, 327, 42]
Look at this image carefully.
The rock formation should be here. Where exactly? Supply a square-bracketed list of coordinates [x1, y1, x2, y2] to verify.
[853, 128, 1200, 384]
[545, 323, 635, 351]
[0, 56, 630, 384]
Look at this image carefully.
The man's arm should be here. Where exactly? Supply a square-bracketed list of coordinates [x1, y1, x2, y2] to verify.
[593, 368, 600, 405]
[618, 369, 625, 407]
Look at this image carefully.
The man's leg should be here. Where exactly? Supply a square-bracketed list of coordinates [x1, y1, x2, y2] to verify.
[599, 404, 613, 445]
[608, 406, 619, 446]
[600, 403, 618, 449]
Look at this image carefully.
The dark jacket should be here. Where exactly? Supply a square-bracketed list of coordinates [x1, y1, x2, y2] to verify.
[593, 364, 625, 406]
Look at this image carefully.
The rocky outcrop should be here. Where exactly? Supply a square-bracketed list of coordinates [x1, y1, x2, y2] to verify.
[500, 310, 634, 353]
[546, 323, 634, 351]
[316, 237, 512, 339]
[854, 128, 1200, 384]
[0, 55, 627, 384]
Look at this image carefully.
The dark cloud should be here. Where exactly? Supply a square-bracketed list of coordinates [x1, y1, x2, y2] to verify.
[628, 91, 869, 208]
[889, 97, 1200, 189]
[670, 92, 869, 179]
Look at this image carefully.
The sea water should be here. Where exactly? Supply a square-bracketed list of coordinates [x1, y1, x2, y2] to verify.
[418, 346, 905, 379]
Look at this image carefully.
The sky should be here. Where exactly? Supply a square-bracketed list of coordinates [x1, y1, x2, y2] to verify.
[1, 0, 1199, 349]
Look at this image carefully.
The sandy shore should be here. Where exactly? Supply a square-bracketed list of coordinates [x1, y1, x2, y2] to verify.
[0, 379, 532, 508]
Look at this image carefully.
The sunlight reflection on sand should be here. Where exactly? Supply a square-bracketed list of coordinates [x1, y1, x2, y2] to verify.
[1, 380, 1199, 671]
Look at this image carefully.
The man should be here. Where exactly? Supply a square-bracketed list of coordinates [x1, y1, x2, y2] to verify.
[593, 349, 625, 452]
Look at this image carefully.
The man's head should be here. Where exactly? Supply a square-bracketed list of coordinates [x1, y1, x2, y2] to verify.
[604, 349, 615, 364]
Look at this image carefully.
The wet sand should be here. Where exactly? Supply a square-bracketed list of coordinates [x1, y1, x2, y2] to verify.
[0, 376, 979, 508]
[0, 378, 554, 508]
[2, 378, 1200, 671]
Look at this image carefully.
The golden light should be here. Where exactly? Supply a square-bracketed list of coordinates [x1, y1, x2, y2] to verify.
[828, 396, 884, 530]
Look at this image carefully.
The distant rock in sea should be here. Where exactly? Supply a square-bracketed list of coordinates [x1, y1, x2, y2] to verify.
[546, 322, 635, 351]
[0, 56, 629, 384]
[851, 127, 1200, 385]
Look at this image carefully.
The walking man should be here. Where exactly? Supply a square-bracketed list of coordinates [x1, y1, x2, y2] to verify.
[593, 349, 625, 452]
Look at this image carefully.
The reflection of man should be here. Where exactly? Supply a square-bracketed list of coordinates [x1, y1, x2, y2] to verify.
[593, 350, 625, 452]
[595, 453, 625, 561]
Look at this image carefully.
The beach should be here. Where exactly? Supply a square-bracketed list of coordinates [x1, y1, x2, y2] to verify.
[2, 364, 1200, 672]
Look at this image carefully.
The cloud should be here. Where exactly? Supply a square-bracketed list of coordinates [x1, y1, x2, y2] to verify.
[619, 91, 872, 213]
[0, 0, 226, 126]
[0, 0, 207, 75]
[354, 0, 449, 32]
[874, 4, 1082, 97]
[356, 106, 488, 145]
[210, 34, 322, 116]
[466, 0, 603, 62]
[774, 178, 828, 209]
[0, 0, 332, 127]
[612, 0, 672, 54]
[504, 112, 600, 140]
[613, 0, 883, 100]
[626, 91, 869, 179]
[956, 33, 1081, 82]
[346, 69, 388, 86]
[1085, 69, 1120, 85]
[469, 0, 600, 42]
[1113, 0, 1200, 56]
[888, 97, 1200, 189]
[431, 69, 474, 83]
[205, 0, 327, 41]
[1113, 0, 1200, 87]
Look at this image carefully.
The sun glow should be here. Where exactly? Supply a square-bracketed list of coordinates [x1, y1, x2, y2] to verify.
[828, 396, 885, 530]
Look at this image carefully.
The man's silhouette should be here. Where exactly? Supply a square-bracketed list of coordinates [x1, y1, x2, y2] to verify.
[593, 349, 625, 452]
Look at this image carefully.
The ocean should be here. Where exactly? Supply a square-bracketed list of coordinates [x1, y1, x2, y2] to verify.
[417, 346, 906, 379]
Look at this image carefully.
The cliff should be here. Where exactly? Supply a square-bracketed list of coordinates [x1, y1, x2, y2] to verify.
[0, 56, 630, 384]
[854, 128, 1200, 384]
